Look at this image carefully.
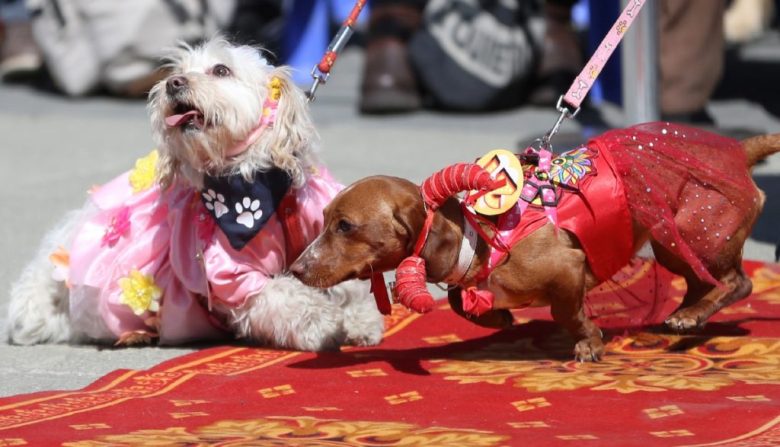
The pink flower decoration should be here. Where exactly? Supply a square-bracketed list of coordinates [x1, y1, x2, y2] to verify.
[102, 206, 131, 247]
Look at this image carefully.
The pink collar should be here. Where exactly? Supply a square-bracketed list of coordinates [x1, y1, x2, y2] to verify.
[224, 96, 279, 158]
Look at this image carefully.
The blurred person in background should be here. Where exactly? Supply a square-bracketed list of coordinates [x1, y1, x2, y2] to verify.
[357, 0, 779, 127]
[659, 0, 727, 125]
[22, 0, 234, 97]
[10, 0, 347, 97]
[359, 0, 581, 114]
[358, 0, 425, 113]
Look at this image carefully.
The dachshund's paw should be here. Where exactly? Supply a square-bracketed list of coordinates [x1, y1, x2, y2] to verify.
[574, 338, 604, 362]
[665, 310, 703, 332]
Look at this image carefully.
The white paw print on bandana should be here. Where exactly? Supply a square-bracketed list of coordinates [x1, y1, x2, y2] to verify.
[235, 197, 263, 228]
[202, 189, 229, 218]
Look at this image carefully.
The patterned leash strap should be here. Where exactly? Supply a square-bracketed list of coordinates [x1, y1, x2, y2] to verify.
[306, 0, 368, 102]
[541, 0, 646, 149]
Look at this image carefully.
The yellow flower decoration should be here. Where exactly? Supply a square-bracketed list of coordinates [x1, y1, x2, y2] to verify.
[118, 269, 162, 316]
[128, 150, 159, 193]
[268, 77, 282, 101]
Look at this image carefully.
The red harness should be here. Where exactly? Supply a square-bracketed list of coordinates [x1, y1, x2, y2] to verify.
[381, 143, 634, 317]
[486, 144, 633, 282]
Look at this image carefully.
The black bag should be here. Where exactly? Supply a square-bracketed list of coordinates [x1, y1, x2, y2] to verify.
[408, 0, 542, 111]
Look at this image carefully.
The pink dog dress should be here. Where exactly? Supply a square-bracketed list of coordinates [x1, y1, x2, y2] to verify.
[61, 150, 341, 345]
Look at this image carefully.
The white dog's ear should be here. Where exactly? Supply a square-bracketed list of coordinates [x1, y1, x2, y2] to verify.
[265, 67, 316, 187]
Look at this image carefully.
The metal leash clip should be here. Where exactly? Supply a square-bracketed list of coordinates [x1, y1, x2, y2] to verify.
[306, 25, 355, 102]
[539, 95, 581, 152]
[306, 67, 330, 102]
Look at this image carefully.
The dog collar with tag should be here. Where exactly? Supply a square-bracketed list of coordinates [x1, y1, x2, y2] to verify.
[201, 168, 292, 250]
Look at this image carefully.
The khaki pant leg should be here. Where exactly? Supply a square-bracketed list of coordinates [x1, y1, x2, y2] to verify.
[660, 0, 726, 115]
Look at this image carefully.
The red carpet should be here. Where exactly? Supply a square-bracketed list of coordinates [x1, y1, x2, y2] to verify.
[1, 260, 779, 446]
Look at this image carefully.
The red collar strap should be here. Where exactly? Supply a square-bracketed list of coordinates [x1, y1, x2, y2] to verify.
[370, 272, 392, 315]
[389, 163, 504, 314]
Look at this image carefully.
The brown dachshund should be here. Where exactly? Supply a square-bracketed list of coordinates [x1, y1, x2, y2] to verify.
[291, 128, 780, 361]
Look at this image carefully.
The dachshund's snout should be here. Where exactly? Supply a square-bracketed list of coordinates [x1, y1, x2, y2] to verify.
[289, 257, 307, 279]
[290, 248, 319, 281]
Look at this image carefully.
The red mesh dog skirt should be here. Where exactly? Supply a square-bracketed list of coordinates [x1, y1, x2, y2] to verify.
[595, 122, 758, 285]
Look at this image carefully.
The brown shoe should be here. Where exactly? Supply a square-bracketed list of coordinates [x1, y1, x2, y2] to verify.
[0, 21, 42, 81]
[359, 37, 422, 114]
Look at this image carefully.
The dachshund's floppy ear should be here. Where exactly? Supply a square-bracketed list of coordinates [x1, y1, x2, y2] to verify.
[392, 184, 428, 253]
[264, 66, 317, 187]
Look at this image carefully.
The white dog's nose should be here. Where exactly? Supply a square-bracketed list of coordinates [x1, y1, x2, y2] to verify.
[166, 76, 189, 95]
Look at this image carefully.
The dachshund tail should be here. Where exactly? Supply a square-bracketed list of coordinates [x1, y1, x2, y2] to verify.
[742, 133, 780, 167]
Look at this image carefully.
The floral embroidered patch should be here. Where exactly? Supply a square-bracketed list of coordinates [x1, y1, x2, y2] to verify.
[549, 147, 595, 187]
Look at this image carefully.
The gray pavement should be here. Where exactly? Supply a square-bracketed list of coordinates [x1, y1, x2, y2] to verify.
[2, 46, 780, 398]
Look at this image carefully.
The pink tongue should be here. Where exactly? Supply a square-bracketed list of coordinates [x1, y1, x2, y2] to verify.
[165, 110, 202, 128]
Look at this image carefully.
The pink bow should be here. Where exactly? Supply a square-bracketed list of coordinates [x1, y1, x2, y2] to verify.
[461, 287, 495, 317]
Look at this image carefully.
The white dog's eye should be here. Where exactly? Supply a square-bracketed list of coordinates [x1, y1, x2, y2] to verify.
[212, 64, 231, 77]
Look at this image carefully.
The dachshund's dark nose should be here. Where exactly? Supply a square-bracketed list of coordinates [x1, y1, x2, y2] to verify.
[289, 258, 307, 278]
[166, 75, 188, 95]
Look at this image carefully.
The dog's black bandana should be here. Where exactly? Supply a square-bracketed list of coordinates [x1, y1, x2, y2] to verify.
[201, 169, 292, 250]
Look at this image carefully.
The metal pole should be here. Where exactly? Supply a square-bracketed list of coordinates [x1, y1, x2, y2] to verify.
[621, 0, 660, 124]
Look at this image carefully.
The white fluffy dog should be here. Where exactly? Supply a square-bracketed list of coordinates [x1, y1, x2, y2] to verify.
[8, 38, 385, 351]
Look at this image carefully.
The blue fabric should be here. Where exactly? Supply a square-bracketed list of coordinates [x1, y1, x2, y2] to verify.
[0, 0, 30, 23]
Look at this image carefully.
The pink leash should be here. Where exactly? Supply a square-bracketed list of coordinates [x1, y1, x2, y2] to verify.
[545, 0, 647, 148]
[563, 0, 646, 110]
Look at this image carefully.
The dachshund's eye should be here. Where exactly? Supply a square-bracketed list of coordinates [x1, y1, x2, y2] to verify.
[336, 219, 354, 233]
[212, 64, 231, 77]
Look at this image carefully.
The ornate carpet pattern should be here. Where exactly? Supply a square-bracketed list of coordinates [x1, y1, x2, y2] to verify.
[1, 260, 779, 446]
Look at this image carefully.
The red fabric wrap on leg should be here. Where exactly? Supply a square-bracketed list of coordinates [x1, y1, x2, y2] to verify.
[394, 256, 435, 313]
